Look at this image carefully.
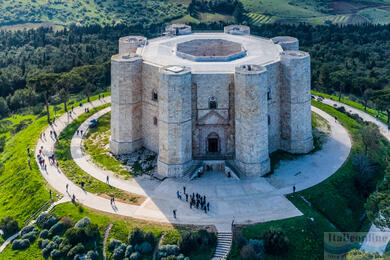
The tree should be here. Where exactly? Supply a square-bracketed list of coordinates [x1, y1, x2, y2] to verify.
[352, 153, 376, 197]
[0, 97, 10, 119]
[57, 71, 81, 111]
[362, 88, 373, 111]
[74, 65, 98, 102]
[361, 124, 380, 155]
[0, 216, 19, 237]
[27, 73, 58, 123]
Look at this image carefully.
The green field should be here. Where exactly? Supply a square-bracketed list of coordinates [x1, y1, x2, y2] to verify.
[245, 13, 274, 26]
[0, 0, 186, 26]
[359, 8, 390, 24]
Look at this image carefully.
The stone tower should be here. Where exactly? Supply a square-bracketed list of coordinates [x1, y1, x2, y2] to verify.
[234, 65, 270, 176]
[110, 54, 143, 155]
[157, 66, 192, 177]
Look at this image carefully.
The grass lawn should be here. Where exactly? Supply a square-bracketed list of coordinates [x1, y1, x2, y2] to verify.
[359, 8, 390, 24]
[0, 92, 109, 225]
[312, 90, 389, 124]
[228, 195, 340, 260]
[229, 100, 389, 259]
[55, 105, 144, 205]
[83, 112, 131, 178]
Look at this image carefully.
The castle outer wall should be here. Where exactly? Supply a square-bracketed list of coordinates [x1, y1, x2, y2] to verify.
[110, 26, 313, 178]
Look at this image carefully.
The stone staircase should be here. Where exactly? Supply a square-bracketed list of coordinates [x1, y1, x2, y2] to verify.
[212, 231, 233, 260]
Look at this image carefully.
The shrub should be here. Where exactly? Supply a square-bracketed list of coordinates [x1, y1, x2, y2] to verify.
[240, 244, 257, 260]
[0, 216, 19, 237]
[263, 227, 289, 255]
[67, 243, 85, 258]
[64, 227, 88, 246]
[108, 238, 122, 252]
[20, 225, 35, 236]
[45, 241, 58, 252]
[249, 239, 265, 256]
[12, 239, 30, 250]
[61, 216, 74, 229]
[145, 230, 155, 245]
[50, 249, 62, 259]
[75, 217, 90, 228]
[129, 251, 141, 260]
[39, 229, 49, 239]
[36, 213, 59, 230]
[113, 243, 127, 260]
[158, 244, 180, 258]
[36, 213, 50, 228]
[129, 227, 145, 245]
[179, 232, 197, 254]
[125, 245, 134, 257]
[49, 222, 65, 237]
[53, 235, 63, 245]
[39, 239, 50, 249]
[59, 243, 72, 255]
[198, 229, 217, 249]
[234, 230, 248, 249]
[85, 250, 99, 260]
[139, 241, 152, 254]
[21, 231, 38, 242]
[42, 247, 51, 258]
[85, 223, 100, 240]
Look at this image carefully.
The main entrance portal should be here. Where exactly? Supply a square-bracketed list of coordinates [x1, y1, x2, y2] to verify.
[207, 133, 219, 153]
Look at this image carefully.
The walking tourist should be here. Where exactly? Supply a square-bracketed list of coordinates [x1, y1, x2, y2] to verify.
[173, 209, 176, 219]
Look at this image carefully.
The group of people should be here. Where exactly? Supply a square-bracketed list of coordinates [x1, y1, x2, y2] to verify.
[76, 129, 84, 135]
[176, 186, 210, 215]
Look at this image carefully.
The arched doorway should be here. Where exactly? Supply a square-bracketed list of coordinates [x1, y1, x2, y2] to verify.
[207, 132, 219, 153]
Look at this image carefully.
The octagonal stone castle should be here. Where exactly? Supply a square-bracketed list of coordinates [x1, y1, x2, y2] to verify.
[110, 24, 313, 178]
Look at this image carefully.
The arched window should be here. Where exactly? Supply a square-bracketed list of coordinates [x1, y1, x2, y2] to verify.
[267, 88, 271, 100]
[268, 115, 271, 125]
[209, 96, 217, 109]
[152, 90, 158, 101]
[153, 117, 158, 126]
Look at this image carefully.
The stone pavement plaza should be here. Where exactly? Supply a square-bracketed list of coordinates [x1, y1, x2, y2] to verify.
[35, 97, 351, 226]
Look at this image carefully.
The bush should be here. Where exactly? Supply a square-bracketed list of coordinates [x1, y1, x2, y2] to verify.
[67, 243, 85, 258]
[198, 229, 217, 249]
[42, 247, 51, 258]
[129, 251, 141, 260]
[158, 244, 180, 258]
[21, 231, 38, 242]
[139, 241, 152, 254]
[39, 229, 49, 239]
[85, 250, 99, 260]
[145, 230, 155, 245]
[53, 235, 63, 245]
[45, 241, 58, 252]
[75, 217, 90, 228]
[12, 239, 30, 250]
[49, 222, 65, 237]
[263, 227, 289, 255]
[0, 216, 19, 237]
[125, 245, 134, 258]
[20, 225, 35, 236]
[249, 239, 265, 257]
[179, 232, 198, 254]
[85, 223, 100, 240]
[64, 227, 88, 246]
[61, 216, 74, 229]
[108, 238, 122, 252]
[240, 244, 257, 260]
[59, 243, 72, 255]
[39, 239, 50, 249]
[113, 243, 127, 260]
[50, 249, 62, 259]
[234, 230, 248, 249]
[129, 227, 145, 245]
[36, 213, 59, 230]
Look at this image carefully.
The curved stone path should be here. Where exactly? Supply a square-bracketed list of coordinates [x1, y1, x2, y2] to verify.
[317, 97, 390, 254]
[36, 96, 351, 227]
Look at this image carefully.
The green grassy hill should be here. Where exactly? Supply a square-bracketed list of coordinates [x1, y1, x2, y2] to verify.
[2, 0, 390, 27]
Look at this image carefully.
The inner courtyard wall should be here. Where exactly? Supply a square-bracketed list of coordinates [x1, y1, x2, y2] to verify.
[141, 62, 160, 153]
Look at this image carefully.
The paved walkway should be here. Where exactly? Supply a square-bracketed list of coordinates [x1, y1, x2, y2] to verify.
[35, 97, 351, 227]
[316, 97, 390, 254]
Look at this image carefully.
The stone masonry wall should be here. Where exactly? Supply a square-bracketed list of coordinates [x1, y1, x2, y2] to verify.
[234, 65, 270, 176]
[158, 67, 192, 177]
